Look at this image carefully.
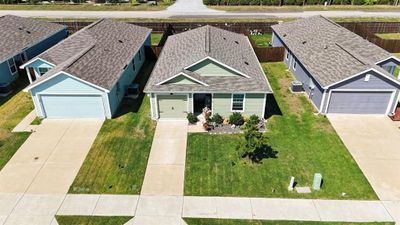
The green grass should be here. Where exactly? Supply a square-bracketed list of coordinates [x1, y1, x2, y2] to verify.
[151, 32, 163, 46]
[250, 33, 273, 48]
[0, 3, 170, 11]
[375, 33, 400, 40]
[184, 218, 394, 225]
[68, 61, 156, 194]
[56, 216, 132, 225]
[209, 5, 400, 12]
[184, 62, 377, 200]
[30, 117, 43, 125]
[0, 78, 33, 170]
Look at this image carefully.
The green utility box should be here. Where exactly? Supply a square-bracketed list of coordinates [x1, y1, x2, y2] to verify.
[313, 173, 322, 190]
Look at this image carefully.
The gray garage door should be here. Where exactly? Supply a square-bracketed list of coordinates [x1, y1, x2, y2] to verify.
[327, 91, 393, 114]
[40, 95, 106, 118]
[157, 95, 188, 118]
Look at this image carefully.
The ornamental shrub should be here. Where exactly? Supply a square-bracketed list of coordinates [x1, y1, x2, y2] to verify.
[187, 113, 198, 124]
[229, 112, 245, 126]
[211, 113, 224, 124]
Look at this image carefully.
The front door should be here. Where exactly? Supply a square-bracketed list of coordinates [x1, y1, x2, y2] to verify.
[193, 93, 212, 114]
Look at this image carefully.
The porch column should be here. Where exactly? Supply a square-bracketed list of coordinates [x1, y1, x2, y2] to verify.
[26, 68, 32, 84]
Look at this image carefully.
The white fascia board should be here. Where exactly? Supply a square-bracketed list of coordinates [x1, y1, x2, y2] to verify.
[23, 70, 110, 93]
[184, 56, 251, 79]
[155, 72, 209, 86]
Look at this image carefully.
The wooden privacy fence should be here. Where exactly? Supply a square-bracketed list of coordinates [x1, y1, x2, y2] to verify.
[57, 21, 400, 54]
[253, 47, 285, 62]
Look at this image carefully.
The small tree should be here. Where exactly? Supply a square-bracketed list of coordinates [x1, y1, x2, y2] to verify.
[237, 116, 277, 163]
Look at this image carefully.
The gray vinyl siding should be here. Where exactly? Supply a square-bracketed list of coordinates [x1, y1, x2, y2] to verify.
[284, 49, 325, 110]
[272, 31, 284, 47]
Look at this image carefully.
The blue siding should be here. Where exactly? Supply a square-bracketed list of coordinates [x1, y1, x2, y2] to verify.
[0, 60, 15, 83]
[330, 71, 400, 90]
[108, 42, 147, 115]
[25, 28, 68, 59]
[30, 73, 109, 118]
[0, 27, 66, 84]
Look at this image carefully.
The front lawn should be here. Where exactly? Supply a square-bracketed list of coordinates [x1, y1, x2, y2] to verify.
[184, 219, 394, 225]
[0, 79, 33, 170]
[56, 216, 132, 225]
[69, 61, 156, 194]
[249, 34, 272, 48]
[184, 62, 376, 200]
[375, 33, 400, 40]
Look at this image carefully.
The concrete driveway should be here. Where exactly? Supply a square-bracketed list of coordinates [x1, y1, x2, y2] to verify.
[328, 115, 400, 201]
[0, 119, 103, 194]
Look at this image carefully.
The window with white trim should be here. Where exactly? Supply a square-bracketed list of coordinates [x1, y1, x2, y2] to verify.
[285, 50, 289, 60]
[293, 60, 297, 71]
[138, 49, 142, 61]
[232, 94, 245, 111]
[38, 67, 49, 76]
[8, 58, 17, 75]
[132, 59, 136, 71]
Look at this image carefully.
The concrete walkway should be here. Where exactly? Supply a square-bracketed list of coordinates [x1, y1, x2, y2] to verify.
[328, 115, 400, 224]
[134, 120, 188, 224]
[12, 110, 38, 133]
[141, 120, 188, 196]
[0, 119, 103, 225]
[166, 0, 218, 13]
[25, 194, 393, 224]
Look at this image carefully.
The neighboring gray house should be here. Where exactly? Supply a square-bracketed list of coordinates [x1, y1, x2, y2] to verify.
[272, 16, 400, 115]
[21, 19, 151, 119]
[144, 25, 272, 119]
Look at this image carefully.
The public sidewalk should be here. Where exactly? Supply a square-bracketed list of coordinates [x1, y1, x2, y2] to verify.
[38, 194, 396, 224]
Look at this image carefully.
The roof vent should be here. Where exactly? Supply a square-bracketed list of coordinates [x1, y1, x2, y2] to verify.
[324, 45, 328, 49]
[223, 37, 226, 40]
[244, 61, 249, 65]
[104, 48, 110, 52]
[18, 27, 23, 30]
[26, 30, 31, 34]
[283, 34, 287, 37]
[118, 40, 124, 43]
[235, 41, 239, 44]
[302, 41, 307, 44]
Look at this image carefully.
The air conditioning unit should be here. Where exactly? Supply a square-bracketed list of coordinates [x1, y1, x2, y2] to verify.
[291, 81, 303, 92]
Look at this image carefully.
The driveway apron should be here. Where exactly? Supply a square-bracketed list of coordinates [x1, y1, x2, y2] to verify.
[328, 115, 400, 223]
[0, 119, 103, 225]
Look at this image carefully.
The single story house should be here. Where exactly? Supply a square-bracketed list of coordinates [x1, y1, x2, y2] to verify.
[21, 19, 151, 119]
[0, 15, 67, 87]
[144, 25, 272, 120]
[272, 16, 400, 115]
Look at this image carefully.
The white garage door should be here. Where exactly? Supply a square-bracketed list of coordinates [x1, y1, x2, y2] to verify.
[40, 95, 106, 119]
[327, 91, 393, 114]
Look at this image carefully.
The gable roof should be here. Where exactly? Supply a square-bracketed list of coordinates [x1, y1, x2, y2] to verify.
[144, 25, 271, 93]
[25, 19, 151, 91]
[0, 15, 66, 63]
[271, 15, 399, 88]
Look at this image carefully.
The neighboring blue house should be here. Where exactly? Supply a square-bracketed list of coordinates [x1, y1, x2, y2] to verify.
[21, 19, 151, 119]
[272, 16, 400, 115]
[0, 15, 67, 89]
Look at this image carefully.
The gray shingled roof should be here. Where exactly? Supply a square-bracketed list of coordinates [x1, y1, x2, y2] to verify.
[0, 15, 66, 63]
[28, 19, 151, 91]
[144, 25, 271, 93]
[271, 16, 396, 87]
